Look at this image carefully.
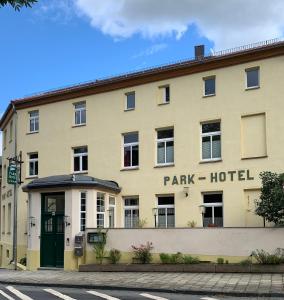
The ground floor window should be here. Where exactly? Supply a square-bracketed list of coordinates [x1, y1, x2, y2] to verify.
[97, 192, 105, 228]
[157, 195, 175, 228]
[108, 196, 116, 228]
[203, 193, 223, 227]
[124, 197, 139, 228]
[80, 192, 86, 231]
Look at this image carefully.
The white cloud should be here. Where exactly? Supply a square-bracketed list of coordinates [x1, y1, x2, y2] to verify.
[132, 43, 168, 58]
[74, 0, 284, 49]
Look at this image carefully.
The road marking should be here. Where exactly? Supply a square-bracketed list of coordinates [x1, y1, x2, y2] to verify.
[140, 293, 169, 300]
[87, 290, 121, 300]
[5, 286, 33, 300]
[201, 297, 220, 300]
[43, 289, 77, 300]
[0, 290, 15, 300]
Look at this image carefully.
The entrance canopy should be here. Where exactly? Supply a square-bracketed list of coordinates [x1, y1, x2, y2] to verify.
[22, 174, 121, 193]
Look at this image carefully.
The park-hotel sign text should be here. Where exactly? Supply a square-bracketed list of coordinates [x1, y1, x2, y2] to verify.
[164, 169, 254, 186]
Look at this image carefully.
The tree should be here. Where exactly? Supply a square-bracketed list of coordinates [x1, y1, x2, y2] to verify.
[0, 0, 37, 11]
[255, 171, 284, 226]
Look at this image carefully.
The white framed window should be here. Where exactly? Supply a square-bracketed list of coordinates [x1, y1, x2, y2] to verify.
[73, 146, 88, 173]
[80, 192, 87, 231]
[123, 132, 139, 168]
[156, 128, 174, 165]
[125, 92, 135, 110]
[108, 196, 116, 228]
[159, 85, 170, 103]
[29, 110, 39, 133]
[124, 197, 139, 228]
[202, 193, 223, 227]
[201, 122, 221, 161]
[157, 196, 175, 228]
[97, 192, 105, 228]
[74, 102, 86, 125]
[203, 76, 216, 96]
[246, 67, 259, 89]
[28, 153, 38, 177]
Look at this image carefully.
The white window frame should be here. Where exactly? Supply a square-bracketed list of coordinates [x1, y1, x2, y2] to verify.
[159, 85, 170, 104]
[108, 196, 116, 228]
[245, 67, 260, 89]
[80, 191, 87, 231]
[28, 152, 38, 177]
[29, 110, 39, 133]
[73, 147, 88, 173]
[203, 76, 216, 97]
[124, 197, 139, 228]
[201, 122, 221, 162]
[156, 129, 174, 166]
[123, 133, 139, 169]
[202, 193, 223, 227]
[97, 192, 105, 228]
[125, 92, 135, 111]
[74, 102, 86, 126]
[157, 196, 175, 228]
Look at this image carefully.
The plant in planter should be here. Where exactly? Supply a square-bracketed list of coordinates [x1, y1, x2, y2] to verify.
[183, 255, 200, 264]
[159, 253, 171, 264]
[138, 218, 147, 228]
[187, 220, 197, 228]
[239, 258, 252, 266]
[217, 257, 224, 264]
[94, 229, 108, 264]
[251, 249, 284, 265]
[169, 252, 183, 264]
[131, 242, 153, 264]
[108, 249, 121, 264]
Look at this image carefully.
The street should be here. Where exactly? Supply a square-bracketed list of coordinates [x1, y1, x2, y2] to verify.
[0, 285, 279, 300]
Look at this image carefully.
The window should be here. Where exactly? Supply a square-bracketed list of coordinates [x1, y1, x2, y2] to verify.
[74, 102, 86, 125]
[157, 196, 175, 228]
[125, 92, 135, 110]
[202, 193, 223, 227]
[28, 153, 38, 177]
[201, 122, 221, 161]
[80, 192, 87, 231]
[124, 197, 139, 228]
[246, 68, 259, 89]
[73, 147, 88, 173]
[7, 203, 11, 233]
[9, 120, 13, 142]
[204, 76, 215, 96]
[29, 110, 39, 133]
[123, 133, 139, 168]
[157, 128, 174, 165]
[159, 85, 170, 103]
[97, 193, 105, 228]
[108, 196, 116, 228]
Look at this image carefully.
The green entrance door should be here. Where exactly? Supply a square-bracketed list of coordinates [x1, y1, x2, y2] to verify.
[40, 193, 65, 268]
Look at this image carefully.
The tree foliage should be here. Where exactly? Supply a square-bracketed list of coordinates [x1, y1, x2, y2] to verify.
[0, 0, 37, 11]
[255, 171, 284, 225]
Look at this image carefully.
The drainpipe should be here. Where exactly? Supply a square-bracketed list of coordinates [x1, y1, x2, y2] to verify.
[12, 103, 18, 270]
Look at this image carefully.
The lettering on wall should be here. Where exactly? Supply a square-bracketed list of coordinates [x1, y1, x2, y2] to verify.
[164, 169, 254, 186]
[1, 189, 13, 200]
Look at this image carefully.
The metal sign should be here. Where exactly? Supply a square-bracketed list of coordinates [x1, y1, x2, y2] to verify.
[7, 164, 17, 185]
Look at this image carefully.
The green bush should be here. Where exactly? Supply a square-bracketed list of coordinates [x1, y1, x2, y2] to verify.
[131, 242, 153, 264]
[240, 259, 252, 266]
[217, 258, 224, 264]
[183, 255, 200, 264]
[108, 249, 121, 264]
[94, 229, 108, 264]
[251, 249, 283, 265]
[159, 253, 171, 264]
[169, 252, 183, 264]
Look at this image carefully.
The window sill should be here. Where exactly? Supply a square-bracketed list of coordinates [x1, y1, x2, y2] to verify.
[73, 171, 88, 175]
[26, 176, 38, 180]
[241, 155, 268, 160]
[245, 86, 260, 91]
[158, 102, 170, 106]
[26, 131, 39, 135]
[124, 108, 135, 112]
[121, 167, 139, 171]
[199, 159, 222, 164]
[203, 94, 216, 98]
[72, 124, 86, 128]
[154, 163, 175, 168]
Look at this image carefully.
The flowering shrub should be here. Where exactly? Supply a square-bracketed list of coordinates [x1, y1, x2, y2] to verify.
[131, 242, 153, 264]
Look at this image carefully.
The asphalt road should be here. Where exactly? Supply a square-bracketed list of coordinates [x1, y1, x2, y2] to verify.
[0, 284, 279, 300]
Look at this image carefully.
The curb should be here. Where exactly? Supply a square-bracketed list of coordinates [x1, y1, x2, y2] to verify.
[0, 281, 283, 298]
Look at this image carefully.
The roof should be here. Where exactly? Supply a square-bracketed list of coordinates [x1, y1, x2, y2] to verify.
[22, 175, 121, 193]
[2, 38, 284, 129]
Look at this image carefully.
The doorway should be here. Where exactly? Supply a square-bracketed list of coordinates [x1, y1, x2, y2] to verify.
[40, 193, 65, 268]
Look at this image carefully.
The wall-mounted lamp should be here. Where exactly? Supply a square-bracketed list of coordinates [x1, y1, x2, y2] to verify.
[29, 216, 36, 227]
[64, 215, 71, 227]
[183, 186, 189, 197]
[152, 207, 158, 228]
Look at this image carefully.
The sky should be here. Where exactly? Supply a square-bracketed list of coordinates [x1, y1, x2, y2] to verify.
[0, 0, 284, 115]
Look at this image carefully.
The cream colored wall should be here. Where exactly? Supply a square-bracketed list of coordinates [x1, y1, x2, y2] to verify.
[2, 55, 284, 268]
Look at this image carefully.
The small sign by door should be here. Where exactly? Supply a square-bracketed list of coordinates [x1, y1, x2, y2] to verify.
[7, 164, 17, 185]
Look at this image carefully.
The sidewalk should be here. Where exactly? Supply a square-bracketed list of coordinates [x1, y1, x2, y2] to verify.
[0, 269, 283, 297]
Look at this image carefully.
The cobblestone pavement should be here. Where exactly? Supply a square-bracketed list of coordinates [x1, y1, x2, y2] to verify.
[0, 270, 283, 297]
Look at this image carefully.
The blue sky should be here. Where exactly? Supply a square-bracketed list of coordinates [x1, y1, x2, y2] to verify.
[0, 0, 283, 115]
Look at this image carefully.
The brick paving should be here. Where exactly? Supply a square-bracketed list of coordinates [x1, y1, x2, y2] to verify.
[0, 270, 283, 296]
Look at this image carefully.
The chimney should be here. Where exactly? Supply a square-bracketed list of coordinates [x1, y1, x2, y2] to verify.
[195, 45, 204, 60]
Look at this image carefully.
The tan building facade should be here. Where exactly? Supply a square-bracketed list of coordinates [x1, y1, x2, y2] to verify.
[1, 41, 284, 270]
